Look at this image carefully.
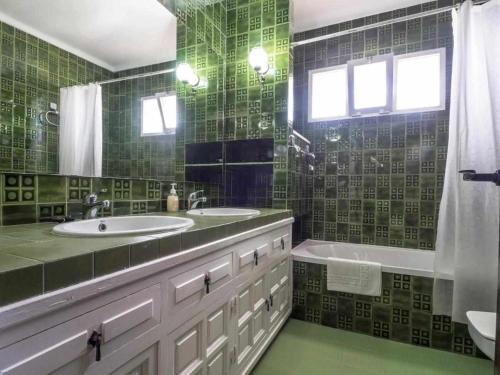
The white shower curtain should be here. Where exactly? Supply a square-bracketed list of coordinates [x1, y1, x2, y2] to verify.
[59, 83, 102, 177]
[433, 0, 500, 323]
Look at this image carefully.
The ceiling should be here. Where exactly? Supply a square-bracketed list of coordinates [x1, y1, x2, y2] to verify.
[293, 0, 428, 33]
[0, 0, 176, 72]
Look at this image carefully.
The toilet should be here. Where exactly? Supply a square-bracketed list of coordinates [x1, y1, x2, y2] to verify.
[466, 311, 496, 360]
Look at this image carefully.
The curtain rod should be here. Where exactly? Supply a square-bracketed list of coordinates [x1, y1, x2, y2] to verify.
[96, 68, 175, 85]
[291, 1, 488, 48]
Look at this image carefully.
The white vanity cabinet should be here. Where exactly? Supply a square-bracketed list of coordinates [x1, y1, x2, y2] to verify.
[0, 218, 292, 375]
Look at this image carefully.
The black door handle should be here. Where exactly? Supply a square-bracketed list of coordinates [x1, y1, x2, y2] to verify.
[88, 330, 102, 361]
[254, 250, 259, 266]
[204, 274, 211, 294]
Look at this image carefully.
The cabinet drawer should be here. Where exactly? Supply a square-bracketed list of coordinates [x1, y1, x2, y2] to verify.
[0, 284, 161, 375]
[170, 253, 233, 307]
[237, 242, 270, 274]
[272, 233, 291, 253]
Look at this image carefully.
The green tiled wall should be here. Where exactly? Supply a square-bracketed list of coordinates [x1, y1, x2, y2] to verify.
[0, 172, 222, 225]
[293, 1, 455, 250]
[0, 21, 113, 174]
[103, 61, 177, 180]
[175, 0, 227, 182]
[292, 260, 486, 358]
[225, 0, 291, 210]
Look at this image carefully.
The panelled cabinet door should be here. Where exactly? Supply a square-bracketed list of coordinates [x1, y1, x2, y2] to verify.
[235, 284, 253, 369]
[165, 316, 204, 375]
[205, 303, 230, 375]
[268, 263, 281, 329]
[165, 300, 232, 375]
[111, 345, 158, 375]
[251, 274, 268, 347]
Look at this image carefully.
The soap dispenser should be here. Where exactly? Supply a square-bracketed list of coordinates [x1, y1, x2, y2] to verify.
[167, 183, 179, 212]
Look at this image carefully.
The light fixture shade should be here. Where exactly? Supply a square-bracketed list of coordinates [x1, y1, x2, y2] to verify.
[249, 47, 269, 74]
[176, 63, 199, 86]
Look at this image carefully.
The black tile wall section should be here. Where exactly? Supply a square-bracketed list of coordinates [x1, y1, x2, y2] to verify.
[292, 260, 486, 358]
[102, 61, 177, 180]
[292, 1, 458, 250]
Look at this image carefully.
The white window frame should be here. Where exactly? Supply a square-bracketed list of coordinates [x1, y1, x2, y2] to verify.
[307, 64, 349, 123]
[307, 49, 447, 123]
[140, 92, 176, 137]
[347, 53, 393, 116]
[392, 47, 446, 114]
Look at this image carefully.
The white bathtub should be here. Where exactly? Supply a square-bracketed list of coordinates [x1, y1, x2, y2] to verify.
[292, 240, 452, 280]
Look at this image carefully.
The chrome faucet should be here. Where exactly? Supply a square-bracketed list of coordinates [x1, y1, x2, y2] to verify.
[188, 190, 207, 210]
[83, 189, 110, 219]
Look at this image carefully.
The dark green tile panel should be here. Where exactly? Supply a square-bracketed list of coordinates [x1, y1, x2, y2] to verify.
[0, 253, 43, 305]
[130, 239, 160, 266]
[94, 245, 130, 277]
[292, 260, 485, 358]
[44, 254, 93, 292]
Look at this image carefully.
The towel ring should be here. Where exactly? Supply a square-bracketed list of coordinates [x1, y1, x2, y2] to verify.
[39, 110, 59, 127]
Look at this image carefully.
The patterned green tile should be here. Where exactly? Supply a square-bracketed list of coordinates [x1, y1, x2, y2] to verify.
[292, 260, 484, 358]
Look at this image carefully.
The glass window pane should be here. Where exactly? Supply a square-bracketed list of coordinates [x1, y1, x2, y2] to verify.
[353, 61, 387, 110]
[142, 97, 164, 135]
[395, 52, 442, 111]
[310, 67, 347, 120]
[159, 94, 177, 130]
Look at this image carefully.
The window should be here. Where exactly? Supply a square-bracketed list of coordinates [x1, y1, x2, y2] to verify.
[308, 65, 348, 122]
[141, 93, 176, 136]
[307, 48, 446, 122]
[348, 55, 392, 115]
[393, 49, 445, 112]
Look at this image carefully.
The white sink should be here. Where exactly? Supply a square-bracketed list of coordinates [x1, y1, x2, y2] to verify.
[52, 216, 194, 237]
[187, 208, 260, 217]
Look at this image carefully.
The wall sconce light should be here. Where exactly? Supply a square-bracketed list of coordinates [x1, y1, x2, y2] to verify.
[248, 47, 270, 83]
[176, 63, 207, 92]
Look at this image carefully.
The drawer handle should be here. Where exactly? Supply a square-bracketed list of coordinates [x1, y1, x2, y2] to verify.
[253, 250, 258, 266]
[87, 330, 102, 362]
[265, 299, 270, 312]
[269, 294, 274, 307]
[281, 237, 285, 250]
[204, 274, 211, 294]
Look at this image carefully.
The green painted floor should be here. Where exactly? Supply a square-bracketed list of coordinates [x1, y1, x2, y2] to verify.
[251, 319, 493, 375]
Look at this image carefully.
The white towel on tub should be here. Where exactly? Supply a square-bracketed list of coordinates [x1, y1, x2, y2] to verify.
[326, 257, 382, 296]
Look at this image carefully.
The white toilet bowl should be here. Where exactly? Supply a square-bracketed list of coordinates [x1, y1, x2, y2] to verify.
[466, 311, 496, 360]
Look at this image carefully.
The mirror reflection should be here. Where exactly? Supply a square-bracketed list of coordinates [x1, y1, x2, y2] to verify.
[0, 0, 177, 178]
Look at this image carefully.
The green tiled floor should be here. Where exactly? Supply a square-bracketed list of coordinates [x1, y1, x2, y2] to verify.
[251, 319, 492, 375]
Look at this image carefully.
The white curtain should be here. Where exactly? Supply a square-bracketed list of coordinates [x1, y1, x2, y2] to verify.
[433, 0, 500, 323]
[59, 83, 102, 177]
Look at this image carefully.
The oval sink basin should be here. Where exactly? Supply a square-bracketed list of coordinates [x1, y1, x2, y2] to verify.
[52, 216, 194, 237]
[187, 208, 260, 217]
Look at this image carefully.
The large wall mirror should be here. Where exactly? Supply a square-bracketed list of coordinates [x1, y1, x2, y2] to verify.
[0, 0, 177, 179]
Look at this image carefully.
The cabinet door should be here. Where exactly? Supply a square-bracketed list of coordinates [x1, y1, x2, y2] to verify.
[267, 263, 281, 329]
[111, 345, 158, 375]
[235, 285, 253, 368]
[165, 300, 232, 375]
[251, 274, 267, 347]
[205, 303, 230, 375]
[165, 316, 204, 375]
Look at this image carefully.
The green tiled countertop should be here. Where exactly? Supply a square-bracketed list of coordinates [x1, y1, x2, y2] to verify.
[0, 209, 291, 307]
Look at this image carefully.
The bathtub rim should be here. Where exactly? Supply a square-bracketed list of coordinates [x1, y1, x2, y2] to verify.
[292, 239, 453, 280]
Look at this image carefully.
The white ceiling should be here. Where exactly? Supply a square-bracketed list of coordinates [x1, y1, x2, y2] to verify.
[293, 0, 428, 33]
[0, 0, 176, 72]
